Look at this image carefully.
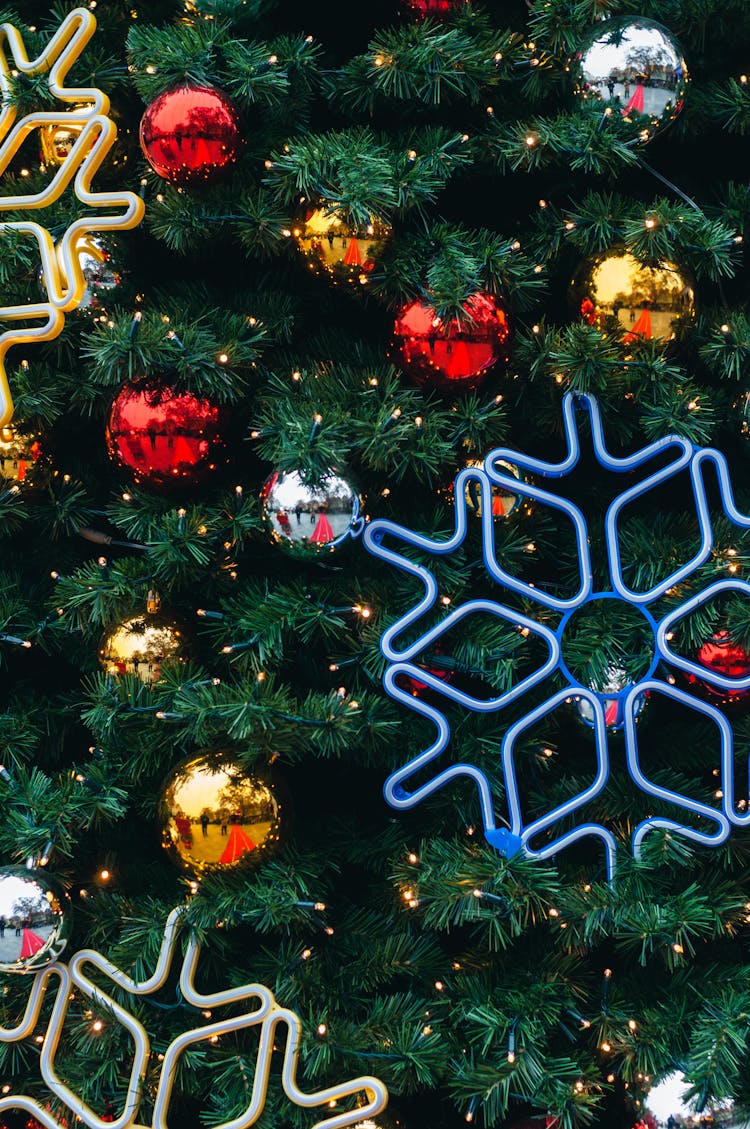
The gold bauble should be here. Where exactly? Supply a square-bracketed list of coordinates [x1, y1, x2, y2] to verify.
[293, 206, 391, 286]
[39, 105, 130, 170]
[468, 457, 521, 519]
[39, 109, 89, 167]
[0, 867, 71, 973]
[569, 248, 695, 343]
[159, 752, 284, 874]
[0, 423, 41, 482]
[98, 612, 187, 684]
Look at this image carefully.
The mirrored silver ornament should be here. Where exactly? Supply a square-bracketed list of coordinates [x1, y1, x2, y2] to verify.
[0, 868, 71, 972]
[261, 468, 361, 557]
[574, 665, 647, 730]
[574, 18, 688, 141]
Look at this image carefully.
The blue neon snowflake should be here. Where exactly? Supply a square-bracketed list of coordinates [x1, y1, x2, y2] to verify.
[363, 392, 750, 880]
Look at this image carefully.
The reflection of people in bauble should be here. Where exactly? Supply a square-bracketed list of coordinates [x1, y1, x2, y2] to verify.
[174, 810, 192, 847]
[200, 813, 209, 837]
[276, 510, 292, 537]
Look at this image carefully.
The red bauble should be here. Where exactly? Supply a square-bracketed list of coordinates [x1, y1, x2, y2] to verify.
[391, 291, 510, 392]
[395, 658, 453, 698]
[688, 629, 750, 705]
[139, 84, 243, 185]
[106, 381, 225, 489]
[404, 0, 465, 15]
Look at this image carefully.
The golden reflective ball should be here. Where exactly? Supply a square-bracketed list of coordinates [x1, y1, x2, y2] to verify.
[160, 752, 284, 874]
[98, 612, 187, 684]
[569, 249, 695, 343]
[39, 112, 89, 166]
[0, 424, 41, 482]
[294, 206, 391, 285]
[39, 105, 131, 170]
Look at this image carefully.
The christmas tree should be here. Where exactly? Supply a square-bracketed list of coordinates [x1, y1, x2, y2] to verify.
[1, 1, 750, 1128]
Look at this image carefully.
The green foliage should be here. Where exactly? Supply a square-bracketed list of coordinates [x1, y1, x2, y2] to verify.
[4, 1, 750, 1128]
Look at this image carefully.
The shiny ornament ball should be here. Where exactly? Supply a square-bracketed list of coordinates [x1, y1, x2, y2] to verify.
[0, 868, 70, 973]
[574, 666, 648, 731]
[395, 659, 453, 698]
[139, 84, 243, 185]
[159, 752, 284, 874]
[458, 458, 522, 519]
[403, 0, 465, 15]
[353, 1110, 408, 1129]
[569, 249, 695, 344]
[0, 424, 41, 482]
[294, 207, 391, 286]
[99, 612, 187, 684]
[261, 468, 361, 557]
[39, 106, 90, 166]
[734, 390, 750, 441]
[686, 629, 750, 705]
[574, 18, 688, 142]
[391, 291, 510, 392]
[106, 381, 225, 490]
[72, 233, 122, 314]
[40, 105, 130, 171]
[40, 234, 122, 318]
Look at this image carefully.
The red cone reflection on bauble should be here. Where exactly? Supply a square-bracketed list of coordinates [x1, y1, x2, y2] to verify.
[139, 84, 243, 185]
[106, 381, 225, 490]
[391, 290, 510, 392]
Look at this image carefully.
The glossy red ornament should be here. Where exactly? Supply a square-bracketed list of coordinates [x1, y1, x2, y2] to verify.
[139, 84, 243, 185]
[391, 291, 510, 392]
[106, 382, 225, 489]
[404, 0, 466, 15]
[687, 629, 750, 705]
[395, 658, 453, 698]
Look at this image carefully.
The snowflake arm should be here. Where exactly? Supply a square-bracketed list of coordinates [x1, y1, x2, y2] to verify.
[0, 8, 145, 426]
[0, 907, 389, 1129]
[365, 391, 750, 879]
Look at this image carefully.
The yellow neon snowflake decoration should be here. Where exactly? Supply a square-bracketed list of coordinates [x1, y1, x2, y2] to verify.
[0, 6, 146, 426]
[0, 906, 389, 1129]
